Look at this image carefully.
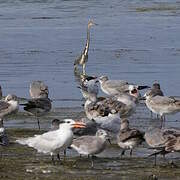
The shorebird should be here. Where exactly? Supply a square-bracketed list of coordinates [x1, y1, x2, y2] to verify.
[84, 92, 127, 120]
[117, 119, 144, 157]
[16, 119, 86, 164]
[0, 119, 9, 146]
[74, 20, 96, 74]
[20, 97, 52, 130]
[147, 82, 164, 118]
[30, 81, 49, 99]
[145, 127, 180, 165]
[71, 129, 108, 167]
[0, 94, 19, 124]
[143, 91, 180, 127]
[20, 81, 52, 130]
[98, 76, 149, 96]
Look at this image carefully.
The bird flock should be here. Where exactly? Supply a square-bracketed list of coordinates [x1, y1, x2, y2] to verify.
[1, 20, 180, 168]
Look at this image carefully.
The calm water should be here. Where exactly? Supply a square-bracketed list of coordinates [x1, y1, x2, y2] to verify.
[1, 1, 180, 179]
[0, 0, 180, 107]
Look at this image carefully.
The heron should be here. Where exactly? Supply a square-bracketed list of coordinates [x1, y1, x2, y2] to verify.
[74, 20, 96, 75]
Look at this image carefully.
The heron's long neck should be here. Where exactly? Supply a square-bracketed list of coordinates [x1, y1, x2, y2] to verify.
[83, 27, 90, 57]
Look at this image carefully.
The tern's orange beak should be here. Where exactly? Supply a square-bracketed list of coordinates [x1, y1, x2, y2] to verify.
[73, 121, 86, 128]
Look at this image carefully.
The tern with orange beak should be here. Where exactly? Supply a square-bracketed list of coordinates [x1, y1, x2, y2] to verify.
[16, 119, 86, 163]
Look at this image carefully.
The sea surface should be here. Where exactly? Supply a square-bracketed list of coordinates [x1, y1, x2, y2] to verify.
[1, 0, 180, 179]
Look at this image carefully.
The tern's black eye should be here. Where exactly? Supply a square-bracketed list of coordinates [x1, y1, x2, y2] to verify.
[67, 121, 70, 123]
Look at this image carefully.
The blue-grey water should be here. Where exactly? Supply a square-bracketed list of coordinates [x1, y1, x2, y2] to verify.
[1, 1, 180, 179]
[0, 0, 180, 108]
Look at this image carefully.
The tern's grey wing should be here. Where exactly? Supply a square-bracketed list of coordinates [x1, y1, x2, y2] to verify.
[151, 96, 176, 105]
[72, 136, 105, 154]
[118, 129, 143, 142]
[105, 80, 129, 92]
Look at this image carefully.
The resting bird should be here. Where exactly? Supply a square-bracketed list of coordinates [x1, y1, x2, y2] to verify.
[74, 20, 96, 74]
[143, 91, 180, 127]
[117, 119, 144, 157]
[145, 126, 180, 166]
[16, 119, 86, 164]
[20, 81, 52, 130]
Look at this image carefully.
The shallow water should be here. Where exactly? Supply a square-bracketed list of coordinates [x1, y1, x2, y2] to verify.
[1, 0, 180, 179]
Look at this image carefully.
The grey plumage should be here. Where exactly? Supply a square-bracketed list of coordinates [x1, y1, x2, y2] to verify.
[98, 76, 149, 96]
[71, 129, 108, 167]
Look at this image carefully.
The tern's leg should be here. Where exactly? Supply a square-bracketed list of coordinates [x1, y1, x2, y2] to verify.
[150, 111, 153, 119]
[121, 150, 125, 158]
[130, 149, 133, 157]
[154, 154, 157, 166]
[51, 154, 55, 165]
[91, 156, 94, 168]
[37, 117, 41, 130]
[35, 111, 40, 130]
[57, 153, 60, 161]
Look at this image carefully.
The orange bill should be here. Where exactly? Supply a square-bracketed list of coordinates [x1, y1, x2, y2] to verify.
[73, 122, 86, 128]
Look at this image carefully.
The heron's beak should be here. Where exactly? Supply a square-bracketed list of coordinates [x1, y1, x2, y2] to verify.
[73, 122, 86, 128]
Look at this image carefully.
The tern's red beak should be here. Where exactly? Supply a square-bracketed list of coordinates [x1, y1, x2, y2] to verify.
[73, 122, 86, 128]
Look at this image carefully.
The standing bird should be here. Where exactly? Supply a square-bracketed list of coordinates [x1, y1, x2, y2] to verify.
[71, 129, 108, 167]
[117, 119, 144, 157]
[143, 91, 180, 127]
[20, 97, 52, 130]
[20, 81, 52, 130]
[147, 81, 164, 119]
[145, 127, 180, 166]
[98, 76, 150, 96]
[16, 119, 86, 164]
[74, 20, 96, 74]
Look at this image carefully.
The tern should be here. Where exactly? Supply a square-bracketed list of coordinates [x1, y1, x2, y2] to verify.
[71, 129, 108, 167]
[16, 119, 86, 164]
[98, 76, 149, 96]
